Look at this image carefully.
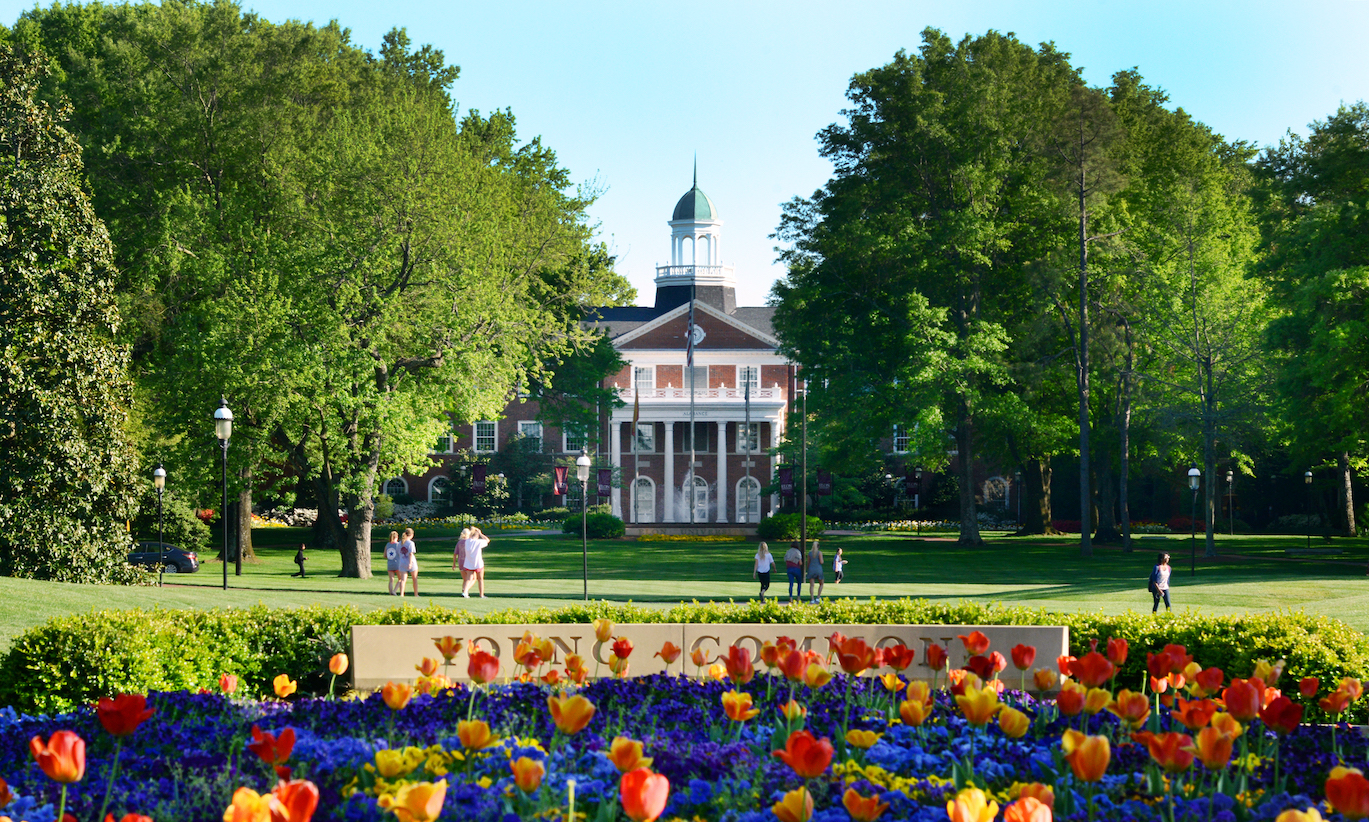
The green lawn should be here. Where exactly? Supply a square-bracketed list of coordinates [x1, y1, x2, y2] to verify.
[4, 527, 1368, 653]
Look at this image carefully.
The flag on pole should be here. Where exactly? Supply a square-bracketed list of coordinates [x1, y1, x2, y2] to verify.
[632, 386, 640, 431]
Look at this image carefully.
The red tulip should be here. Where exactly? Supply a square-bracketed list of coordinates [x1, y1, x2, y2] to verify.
[1190, 667, 1226, 698]
[1260, 696, 1304, 735]
[827, 632, 847, 659]
[772, 730, 834, 778]
[1056, 681, 1086, 717]
[1162, 644, 1194, 671]
[882, 644, 916, 672]
[1132, 731, 1195, 774]
[957, 631, 990, 656]
[246, 725, 295, 768]
[988, 651, 1007, 674]
[778, 648, 810, 683]
[272, 778, 319, 822]
[1146, 651, 1174, 680]
[96, 694, 155, 738]
[1010, 644, 1036, 671]
[1222, 678, 1264, 722]
[1299, 676, 1320, 699]
[620, 768, 670, 822]
[611, 637, 634, 660]
[1105, 637, 1128, 665]
[467, 649, 500, 684]
[836, 637, 879, 676]
[723, 645, 754, 684]
[1057, 655, 1077, 676]
[29, 731, 85, 783]
[1327, 767, 1369, 820]
[925, 644, 948, 672]
[965, 655, 996, 681]
[1069, 652, 1115, 688]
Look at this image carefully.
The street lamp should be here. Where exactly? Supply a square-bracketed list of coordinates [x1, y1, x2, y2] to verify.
[214, 398, 233, 591]
[1226, 470, 1234, 537]
[153, 464, 166, 587]
[1305, 470, 1314, 550]
[1015, 470, 1023, 527]
[914, 466, 924, 537]
[1187, 465, 1200, 578]
[576, 449, 591, 601]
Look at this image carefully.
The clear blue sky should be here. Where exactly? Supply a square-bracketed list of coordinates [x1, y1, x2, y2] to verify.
[6, 0, 1367, 307]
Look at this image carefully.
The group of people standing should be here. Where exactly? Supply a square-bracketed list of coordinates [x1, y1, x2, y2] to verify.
[453, 527, 491, 598]
[385, 529, 419, 596]
[752, 539, 845, 604]
[382, 526, 492, 598]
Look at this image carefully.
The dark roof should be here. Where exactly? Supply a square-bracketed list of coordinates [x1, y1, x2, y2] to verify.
[730, 306, 777, 338]
[583, 303, 777, 342]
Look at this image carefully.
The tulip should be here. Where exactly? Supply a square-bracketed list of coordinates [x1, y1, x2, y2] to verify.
[772, 786, 813, 822]
[836, 637, 879, 676]
[879, 673, 904, 693]
[722, 690, 760, 723]
[467, 649, 500, 684]
[998, 706, 1030, 739]
[271, 778, 319, 822]
[273, 675, 298, 699]
[374, 749, 415, 779]
[845, 729, 882, 749]
[925, 644, 949, 672]
[1252, 658, 1286, 686]
[1105, 637, 1128, 665]
[803, 661, 833, 690]
[611, 637, 634, 660]
[224, 786, 271, 822]
[387, 780, 447, 822]
[1062, 731, 1110, 782]
[1056, 680, 1086, 716]
[1299, 676, 1320, 698]
[1188, 666, 1225, 698]
[593, 618, 614, 642]
[548, 694, 596, 735]
[219, 674, 239, 695]
[605, 737, 653, 773]
[1082, 687, 1112, 716]
[1069, 652, 1115, 688]
[1107, 689, 1150, 729]
[1033, 668, 1058, 692]
[326, 653, 349, 677]
[1275, 810, 1325, 822]
[957, 631, 990, 656]
[759, 642, 781, 669]
[1260, 695, 1304, 735]
[988, 651, 1007, 674]
[432, 636, 463, 662]
[1209, 712, 1244, 737]
[1132, 731, 1195, 773]
[1171, 697, 1218, 730]
[1161, 644, 1194, 670]
[1187, 726, 1236, 771]
[723, 645, 754, 684]
[0, 775, 11, 808]
[826, 631, 847, 659]
[457, 720, 497, 751]
[1327, 767, 1369, 820]
[1146, 651, 1174, 680]
[246, 725, 294, 772]
[111, 813, 154, 822]
[947, 787, 998, 822]
[1006, 643, 1036, 672]
[382, 682, 412, 711]
[1017, 783, 1054, 809]
[899, 698, 932, 727]
[1057, 654, 1077, 676]
[1222, 678, 1263, 721]
[1341, 677, 1365, 702]
[842, 788, 889, 822]
[955, 684, 1002, 726]
[96, 694, 155, 738]
[882, 644, 916, 671]
[415, 657, 440, 677]
[654, 642, 682, 666]
[772, 729, 834, 778]
[690, 647, 710, 670]
[965, 655, 997, 682]
[620, 768, 670, 822]
[706, 662, 726, 681]
[540, 669, 561, 686]
[30, 731, 85, 783]
[1321, 689, 1353, 716]
[779, 699, 807, 722]
[1003, 797, 1052, 822]
[509, 757, 544, 793]
[907, 679, 932, 706]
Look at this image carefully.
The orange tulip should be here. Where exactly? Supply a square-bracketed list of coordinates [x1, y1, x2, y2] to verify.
[413, 674, 448, 695]
[415, 657, 440, 677]
[1069, 652, 1116, 689]
[804, 661, 833, 690]
[722, 690, 760, 723]
[29, 731, 85, 783]
[1107, 689, 1150, 729]
[998, 706, 1030, 739]
[778, 699, 807, 722]
[899, 698, 932, 727]
[1062, 731, 1110, 782]
[1340, 677, 1364, 702]
[1299, 676, 1320, 698]
[540, 669, 561, 686]
[1170, 697, 1217, 730]
[1275, 809, 1325, 822]
[836, 637, 879, 676]
[1033, 668, 1058, 692]
[1003, 797, 1052, 822]
[0, 775, 11, 808]
[925, 644, 948, 672]
[772, 730, 834, 778]
[882, 644, 916, 672]
[432, 636, 463, 662]
[772, 786, 814, 822]
[690, 647, 710, 669]
[760, 642, 781, 669]
[593, 619, 614, 643]
[1082, 687, 1112, 716]
[1222, 678, 1264, 721]
[1017, 783, 1054, 809]
[957, 631, 990, 656]
[271, 778, 319, 822]
[509, 757, 544, 793]
[842, 788, 889, 822]
[706, 662, 726, 681]
[605, 737, 653, 773]
[547, 694, 597, 735]
[224, 786, 271, 822]
[906, 679, 932, 706]
[273, 675, 298, 699]
[457, 720, 497, 751]
[467, 649, 500, 685]
[386, 780, 447, 822]
[381, 682, 412, 710]
[96, 694, 155, 738]
[723, 645, 755, 684]
[1132, 731, 1195, 773]
[1056, 679, 1086, 716]
[219, 674, 239, 695]
[1326, 767, 1369, 820]
[1187, 726, 1236, 771]
[947, 787, 998, 822]
[655, 642, 682, 665]
[1321, 689, 1354, 716]
[327, 653, 349, 677]
[620, 767, 670, 822]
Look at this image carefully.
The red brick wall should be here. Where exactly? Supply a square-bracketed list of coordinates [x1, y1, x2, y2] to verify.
[657, 364, 683, 388]
[710, 364, 735, 388]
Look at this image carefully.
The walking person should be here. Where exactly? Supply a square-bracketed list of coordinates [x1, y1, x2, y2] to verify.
[833, 546, 846, 584]
[753, 541, 774, 601]
[385, 531, 401, 595]
[403, 527, 420, 597]
[452, 527, 471, 587]
[461, 526, 490, 598]
[783, 542, 803, 605]
[1149, 552, 1172, 613]
[806, 540, 825, 604]
[291, 544, 307, 578]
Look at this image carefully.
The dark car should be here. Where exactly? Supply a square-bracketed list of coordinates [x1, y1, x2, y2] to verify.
[129, 541, 200, 574]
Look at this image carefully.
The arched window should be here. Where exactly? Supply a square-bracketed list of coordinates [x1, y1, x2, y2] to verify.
[633, 476, 655, 523]
[699, 235, 712, 265]
[686, 474, 709, 522]
[982, 476, 1008, 510]
[683, 236, 695, 266]
[384, 478, 407, 498]
[736, 476, 761, 523]
[429, 476, 452, 504]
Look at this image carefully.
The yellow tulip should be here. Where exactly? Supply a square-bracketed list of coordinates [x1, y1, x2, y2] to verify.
[844, 729, 882, 749]
[1274, 808, 1325, 822]
[223, 787, 271, 822]
[947, 787, 998, 822]
[389, 780, 447, 822]
[955, 685, 1002, 727]
[879, 673, 904, 693]
[722, 690, 760, 723]
[997, 706, 1030, 739]
[273, 674, 298, 699]
[593, 618, 614, 643]
[1082, 687, 1112, 716]
[906, 679, 932, 705]
[772, 786, 814, 822]
[804, 662, 833, 690]
[457, 720, 497, 751]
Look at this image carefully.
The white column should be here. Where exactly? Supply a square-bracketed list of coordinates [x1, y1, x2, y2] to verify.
[769, 417, 781, 516]
[664, 421, 675, 523]
[609, 420, 623, 518]
[716, 420, 728, 522]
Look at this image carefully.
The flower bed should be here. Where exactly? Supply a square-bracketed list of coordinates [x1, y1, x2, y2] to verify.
[3, 627, 1368, 822]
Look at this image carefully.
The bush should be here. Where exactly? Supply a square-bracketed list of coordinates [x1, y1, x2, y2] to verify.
[373, 494, 395, 521]
[4, 600, 1366, 718]
[132, 490, 211, 554]
[757, 513, 825, 542]
[561, 512, 625, 539]
[535, 507, 570, 519]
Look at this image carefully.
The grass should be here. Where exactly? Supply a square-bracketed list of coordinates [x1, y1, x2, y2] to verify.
[4, 526, 1369, 653]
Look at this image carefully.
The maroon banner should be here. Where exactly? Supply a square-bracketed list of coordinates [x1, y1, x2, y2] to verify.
[778, 466, 794, 498]
[905, 470, 919, 495]
[472, 464, 487, 493]
[597, 469, 612, 498]
[553, 465, 569, 496]
[816, 470, 833, 496]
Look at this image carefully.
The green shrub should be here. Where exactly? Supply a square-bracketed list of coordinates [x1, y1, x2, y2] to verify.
[374, 494, 396, 520]
[562, 512, 625, 539]
[535, 507, 570, 519]
[132, 490, 212, 554]
[757, 513, 825, 542]
[3, 600, 1366, 719]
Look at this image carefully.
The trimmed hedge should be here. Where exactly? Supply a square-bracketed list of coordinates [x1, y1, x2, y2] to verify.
[561, 512, 625, 539]
[757, 513, 826, 542]
[3, 600, 1367, 718]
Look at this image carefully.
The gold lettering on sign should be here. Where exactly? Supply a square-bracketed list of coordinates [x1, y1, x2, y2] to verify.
[472, 637, 502, 658]
[874, 636, 903, 649]
[548, 636, 580, 665]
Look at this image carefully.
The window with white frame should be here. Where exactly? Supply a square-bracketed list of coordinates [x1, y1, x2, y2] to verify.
[384, 478, 407, 498]
[686, 365, 709, 395]
[739, 366, 759, 392]
[517, 420, 543, 452]
[634, 366, 654, 393]
[430, 476, 452, 504]
[434, 417, 454, 453]
[892, 424, 911, 454]
[737, 476, 761, 522]
[474, 421, 497, 452]
[634, 422, 655, 453]
[564, 425, 585, 454]
[737, 422, 761, 454]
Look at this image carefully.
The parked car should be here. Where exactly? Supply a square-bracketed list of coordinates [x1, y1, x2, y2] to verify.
[129, 541, 200, 574]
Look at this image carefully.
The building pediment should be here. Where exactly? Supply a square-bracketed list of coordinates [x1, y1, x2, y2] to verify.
[613, 301, 779, 351]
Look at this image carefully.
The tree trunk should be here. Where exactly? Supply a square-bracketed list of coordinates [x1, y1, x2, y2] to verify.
[1017, 457, 1055, 535]
[235, 467, 255, 561]
[1203, 361, 1218, 558]
[955, 405, 983, 546]
[1093, 445, 1121, 544]
[346, 492, 375, 580]
[1339, 451, 1356, 537]
[1119, 319, 1134, 552]
[312, 473, 346, 561]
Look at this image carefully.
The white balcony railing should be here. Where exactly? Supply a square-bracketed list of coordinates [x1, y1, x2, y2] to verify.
[617, 386, 783, 402]
[654, 264, 735, 286]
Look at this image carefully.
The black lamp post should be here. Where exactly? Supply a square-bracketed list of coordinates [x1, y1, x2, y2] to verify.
[154, 464, 166, 587]
[1187, 465, 1200, 577]
[915, 466, 923, 537]
[1015, 469, 1023, 526]
[576, 449, 591, 601]
[1305, 470, 1314, 550]
[1226, 470, 1234, 537]
[214, 398, 233, 591]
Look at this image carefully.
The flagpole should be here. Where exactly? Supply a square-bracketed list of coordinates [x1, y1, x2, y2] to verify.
[744, 378, 751, 523]
[633, 387, 640, 524]
[688, 284, 696, 526]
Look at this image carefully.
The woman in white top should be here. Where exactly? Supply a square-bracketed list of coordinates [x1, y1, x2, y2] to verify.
[452, 527, 471, 587]
[1150, 552, 1171, 612]
[752, 541, 774, 602]
[461, 526, 490, 598]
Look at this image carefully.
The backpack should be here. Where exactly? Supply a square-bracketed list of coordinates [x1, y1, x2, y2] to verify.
[1147, 567, 1160, 595]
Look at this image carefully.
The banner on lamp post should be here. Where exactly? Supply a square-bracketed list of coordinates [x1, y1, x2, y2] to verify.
[553, 466, 569, 496]
[779, 467, 794, 498]
[816, 470, 833, 496]
[905, 470, 919, 496]
[597, 469, 612, 498]
[472, 464, 487, 493]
